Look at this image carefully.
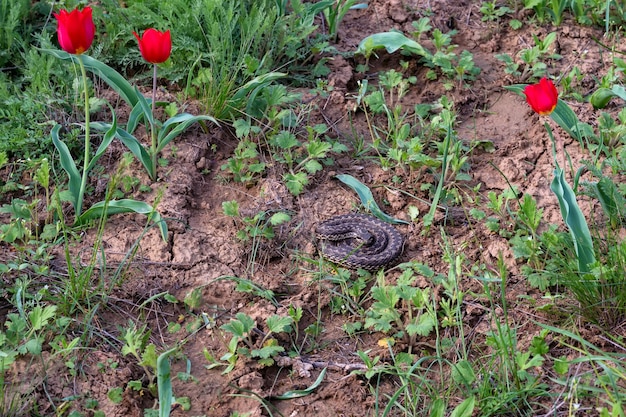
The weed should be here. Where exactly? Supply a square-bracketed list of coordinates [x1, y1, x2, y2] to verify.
[0, 0, 33, 67]
[480, 1, 513, 22]
[496, 32, 561, 82]
[218, 312, 294, 371]
[323, 0, 368, 40]
[356, 22, 480, 89]
[268, 123, 348, 196]
[221, 139, 266, 184]
[363, 263, 442, 351]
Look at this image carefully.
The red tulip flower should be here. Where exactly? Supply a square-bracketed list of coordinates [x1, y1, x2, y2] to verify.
[54, 7, 95, 55]
[133, 29, 172, 64]
[523, 77, 558, 116]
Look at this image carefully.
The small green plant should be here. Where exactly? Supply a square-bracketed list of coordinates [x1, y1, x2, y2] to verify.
[0, 0, 30, 68]
[496, 32, 560, 82]
[480, 0, 513, 22]
[222, 201, 291, 242]
[323, 0, 368, 40]
[356, 24, 480, 89]
[524, 0, 568, 26]
[218, 312, 293, 371]
[268, 123, 348, 196]
[422, 29, 481, 89]
[364, 265, 438, 350]
[221, 139, 266, 184]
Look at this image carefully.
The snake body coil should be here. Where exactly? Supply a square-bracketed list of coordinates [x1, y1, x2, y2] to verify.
[315, 213, 404, 271]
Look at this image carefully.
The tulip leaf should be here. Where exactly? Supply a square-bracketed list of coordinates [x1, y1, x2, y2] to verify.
[127, 100, 150, 134]
[41, 49, 140, 108]
[589, 85, 626, 109]
[550, 99, 580, 142]
[335, 174, 408, 224]
[231, 72, 287, 102]
[157, 114, 219, 153]
[77, 199, 168, 241]
[86, 114, 118, 173]
[135, 88, 155, 127]
[503, 84, 525, 95]
[91, 122, 154, 179]
[156, 346, 178, 417]
[356, 32, 429, 59]
[51, 124, 81, 211]
[550, 168, 595, 273]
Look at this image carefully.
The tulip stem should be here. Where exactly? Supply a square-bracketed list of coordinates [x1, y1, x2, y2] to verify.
[77, 56, 90, 218]
[151, 63, 158, 181]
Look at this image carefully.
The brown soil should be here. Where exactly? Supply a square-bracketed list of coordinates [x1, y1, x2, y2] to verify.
[3, 1, 623, 416]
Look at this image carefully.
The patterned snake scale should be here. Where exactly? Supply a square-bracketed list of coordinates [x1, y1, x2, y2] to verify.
[315, 213, 404, 271]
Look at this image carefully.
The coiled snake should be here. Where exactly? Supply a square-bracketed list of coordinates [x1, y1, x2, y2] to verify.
[315, 213, 404, 271]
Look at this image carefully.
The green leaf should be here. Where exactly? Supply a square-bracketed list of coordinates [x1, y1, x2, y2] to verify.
[272, 131, 299, 150]
[450, 396, 475, 417]
[550, 99, 581, 141]
[553, 356, 570, 375]
[429, 398, 446, 417]
[356, 32, 429, 58]
[451, 360, 475, 385]
[91, 122, 154, 179]
[140, 343, 158, 369]
[589, 85, 626, 109]
[24, 337, 42, 355]
[221, 313, 255, 338]
[127, 101, 146, 134]
[41, 49, 140, 108]
[28, 305, 57, 331]
[77, 199, 168, 241]
[158, 114, 219, 153]
[303, 159, 323, 174]
[271, 368, 327, 400]
[284, 172, 308, 196]
[127, 380, 143, 391]
[222, 200, 240, 217]
[550, 168, 595, 272]
[251, 344, 284, 359]
[335, 174, 408, 224]
[51, 124, 81, 211]
[107, 387, 124, 404]
[269, 212, 291, 225]
[157, 347, 178, 417]
[87, 115, 118, 173]
[306, 140, 332, 158]
[406, 312, 436, 337]
[266, 315, 293, 334]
